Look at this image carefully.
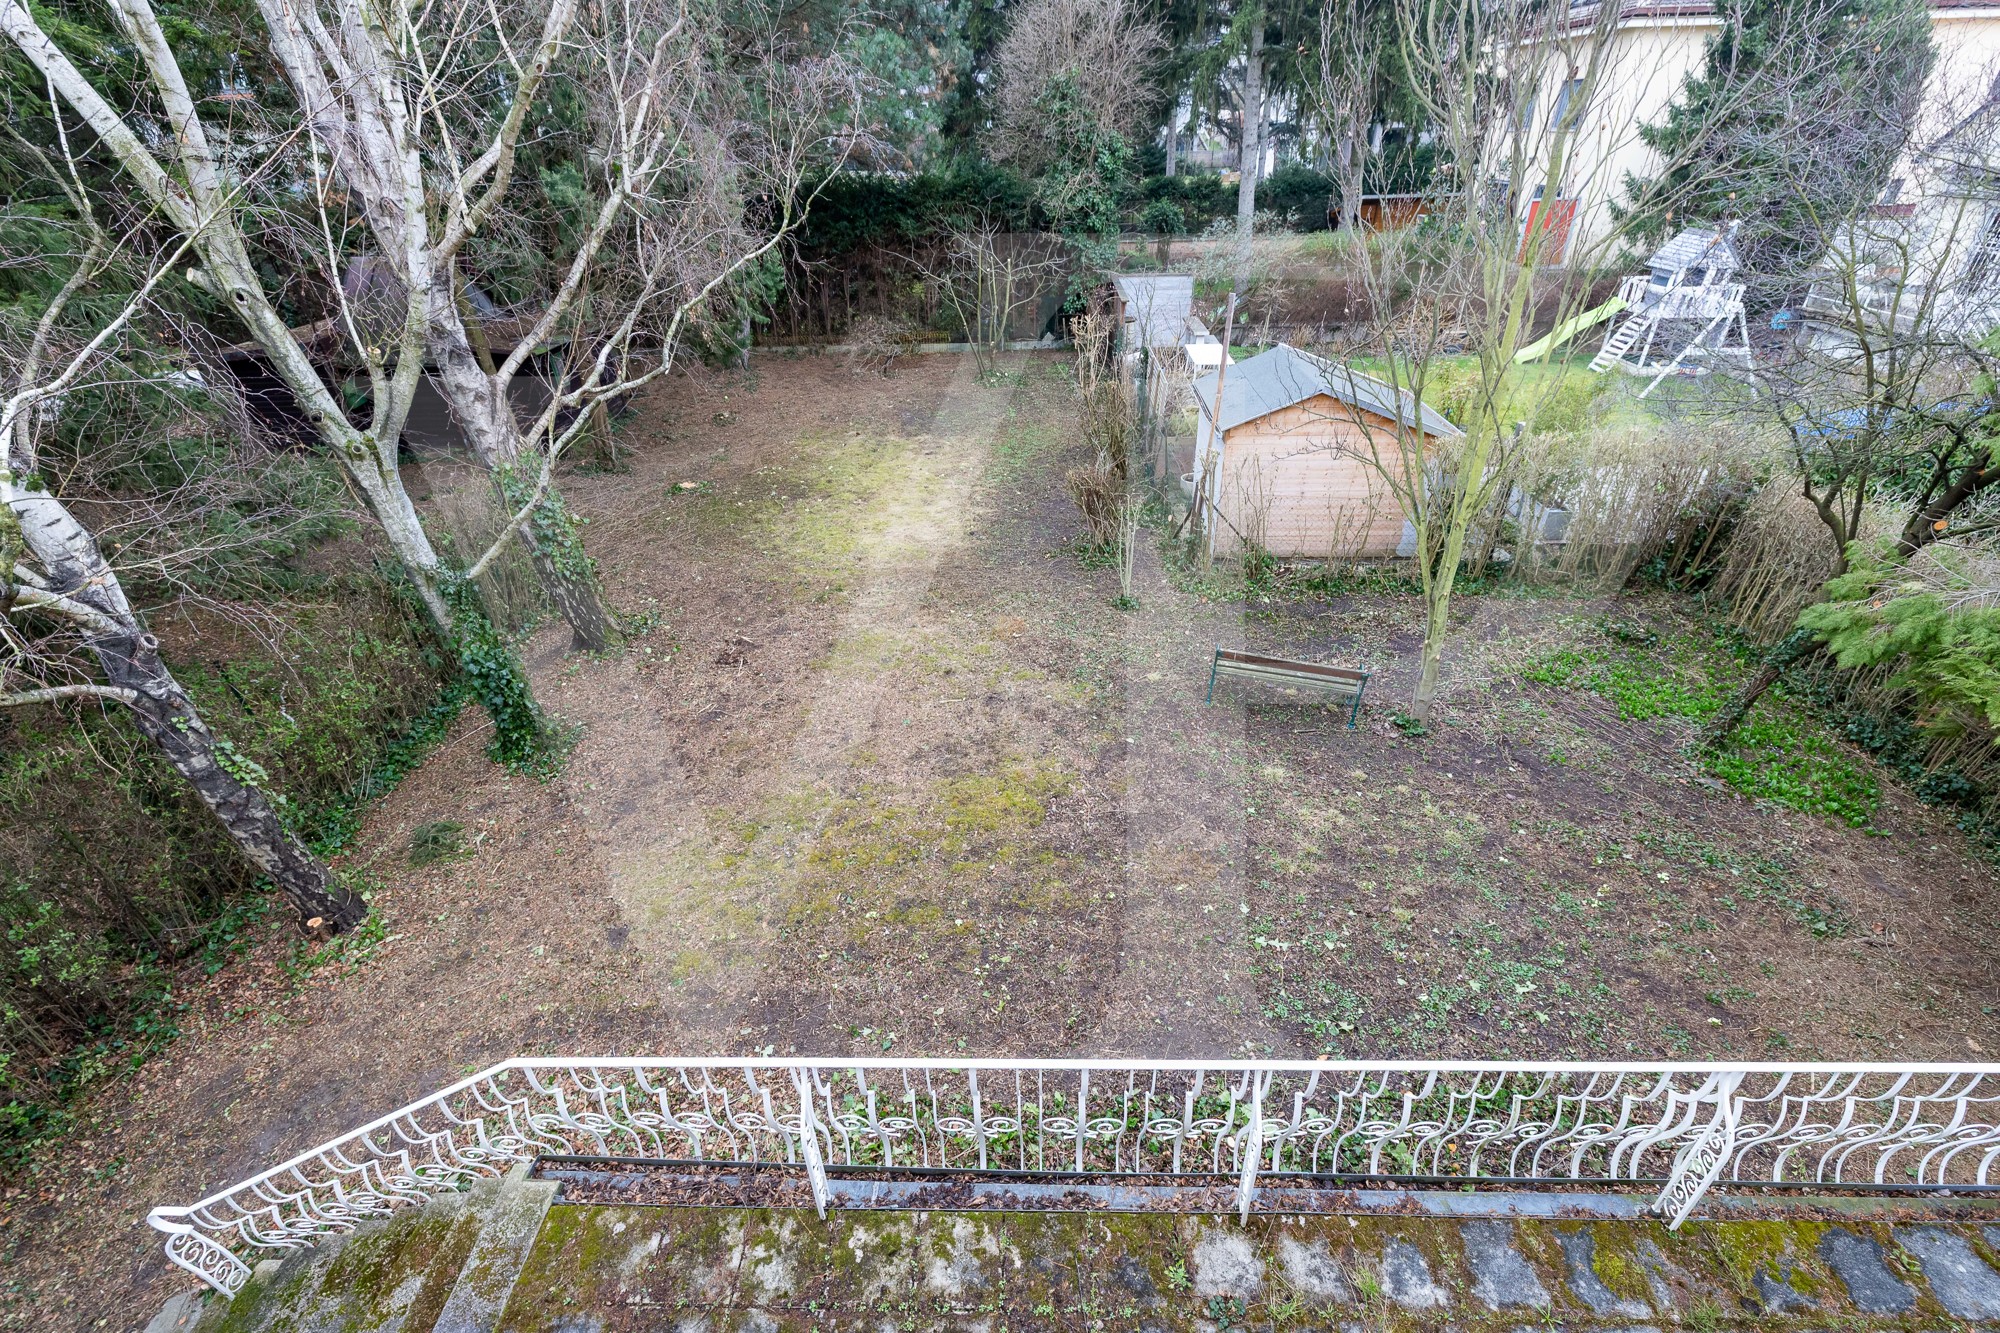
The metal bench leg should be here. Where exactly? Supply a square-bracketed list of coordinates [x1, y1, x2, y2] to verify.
[1348, 683, 1365, 730]
[1206, 654, 1219, 704]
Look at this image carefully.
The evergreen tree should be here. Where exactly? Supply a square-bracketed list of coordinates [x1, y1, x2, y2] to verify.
[1623, 0, 1933, 275]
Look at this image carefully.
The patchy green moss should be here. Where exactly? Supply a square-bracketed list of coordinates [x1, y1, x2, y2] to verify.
[1580, 1220, 1655, 1306]
[941, 761, 1069, 842]
[1705, 1219, 1835, 1304]
[201, 1199, 473, 1333]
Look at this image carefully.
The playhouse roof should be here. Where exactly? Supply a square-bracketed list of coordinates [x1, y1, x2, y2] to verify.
[1649, 224, 1740, 273]
[1191, 342, 1463, 438]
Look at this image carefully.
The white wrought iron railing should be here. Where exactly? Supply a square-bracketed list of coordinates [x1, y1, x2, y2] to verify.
[148, 1059, 2000, 1298]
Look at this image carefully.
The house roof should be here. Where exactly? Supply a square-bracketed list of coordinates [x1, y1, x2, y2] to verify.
[1649, 224, 1739, 273]
[1109, 274, 1194, 350]
[1191, 343, 1463, 438]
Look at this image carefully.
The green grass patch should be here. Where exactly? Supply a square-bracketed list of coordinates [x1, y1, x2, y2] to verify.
[1706, 720, 1879, 829]
[1262, 979, 1368, 1043]
[988, 421, 1063, 483]
[1523, 624, 1879, 827]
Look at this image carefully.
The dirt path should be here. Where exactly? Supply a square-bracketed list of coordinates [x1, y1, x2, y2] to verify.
[1095, 537, 1287, 1056]
[7, 353, 1999, 1332]
[572, 357, 1018, 1044]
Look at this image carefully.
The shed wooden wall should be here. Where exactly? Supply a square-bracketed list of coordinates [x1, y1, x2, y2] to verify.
[1209, 394, 1421, 558]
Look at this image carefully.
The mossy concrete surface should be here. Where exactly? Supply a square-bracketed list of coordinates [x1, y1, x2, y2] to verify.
[183, 1175, 553, 1333]
[179, 1194, 2000, 1332]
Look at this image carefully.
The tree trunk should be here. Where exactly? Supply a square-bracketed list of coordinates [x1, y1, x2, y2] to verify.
[1338, 128, 1364, 233]
[1410, 586, 1450, 723]
[1695, 626, 1820, 750]
[100, 630, 365, 932]
[7, 486, 363, 933]
[520, 529, 620, 650]
[1897, 452, 1995, 557]
[430, 321, 621, 651]
[1164, 94, 1180, 178]
[1234, 24, 1264, 298]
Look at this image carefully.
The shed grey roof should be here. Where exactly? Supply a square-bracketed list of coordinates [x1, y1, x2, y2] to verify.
[1110, 274, 1194, 350]
[1191, 342, 1463, 438]
[1649, 224, 1739, 274]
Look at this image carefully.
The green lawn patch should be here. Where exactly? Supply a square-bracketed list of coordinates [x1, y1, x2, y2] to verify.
[1523, 623, 1879, 828]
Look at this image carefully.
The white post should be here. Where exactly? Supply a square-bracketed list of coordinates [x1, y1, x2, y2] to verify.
[791, 1067, 831, 1219]
[1236, 1072, 1266, 1224]
[1650, 1071, 1744, 1229]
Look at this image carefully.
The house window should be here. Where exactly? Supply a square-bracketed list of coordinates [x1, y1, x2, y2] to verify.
[1550, 78, 1584, 130]
[1963, 209, 2000, 293]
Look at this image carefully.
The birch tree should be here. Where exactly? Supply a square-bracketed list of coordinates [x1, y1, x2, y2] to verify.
[1, 164, 365, 931]
[4, 0, 854, 755]
[1, 0, 556, 761]
[253, 0, 778, 651]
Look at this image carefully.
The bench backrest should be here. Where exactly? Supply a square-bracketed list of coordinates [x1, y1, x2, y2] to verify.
[1213, 648, 1369, 686]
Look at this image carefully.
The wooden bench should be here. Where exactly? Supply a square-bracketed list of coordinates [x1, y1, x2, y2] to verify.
[1206, 647, 1371, 727]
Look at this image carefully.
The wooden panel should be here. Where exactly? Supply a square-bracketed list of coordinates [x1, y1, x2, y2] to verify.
[1210, 394, 1427, 559]
[1214, 663, 1363, 697]
[1215, 649, 1368, 684]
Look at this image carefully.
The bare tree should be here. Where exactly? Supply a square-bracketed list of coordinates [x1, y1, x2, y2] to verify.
[4, 0, 855, 755]
[3, 0, 521, 716]
[1299, 0, 1831, 723]
[915, 224, 1068, 375]
[1690, 69, 2000, 747]
[1313, 0, 1376, 237]
[257, 0, 846, 650]
[0, 169, 364, 931]
[1737, 87, 2000, 572]
[989, 0, 1164, 168]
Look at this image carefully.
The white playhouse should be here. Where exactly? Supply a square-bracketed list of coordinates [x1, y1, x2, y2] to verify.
[1590, 224, 1753, 395]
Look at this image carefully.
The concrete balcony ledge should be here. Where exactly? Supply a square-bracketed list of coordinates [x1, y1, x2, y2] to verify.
[160, 1178, 2000, 1332]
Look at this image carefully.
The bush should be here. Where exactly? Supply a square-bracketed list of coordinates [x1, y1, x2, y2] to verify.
[1139, 198, 1187, 238]
[0, 584, 449, 1161]
[790, 163, 1038, 257]
[1138, 173, 1232, 231]
[1258, 163, 1337, 230]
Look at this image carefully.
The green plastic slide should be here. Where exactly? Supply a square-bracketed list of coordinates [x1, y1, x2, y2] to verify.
[1514, 297, 1629, 363]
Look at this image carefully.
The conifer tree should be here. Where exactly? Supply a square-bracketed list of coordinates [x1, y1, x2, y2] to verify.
[1623, 0, 1933, 276]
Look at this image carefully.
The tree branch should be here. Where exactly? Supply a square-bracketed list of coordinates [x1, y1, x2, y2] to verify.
[0, 683, 139, 708]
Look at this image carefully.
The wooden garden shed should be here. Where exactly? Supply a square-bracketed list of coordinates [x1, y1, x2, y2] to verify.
[1190, 343, 1462, 559]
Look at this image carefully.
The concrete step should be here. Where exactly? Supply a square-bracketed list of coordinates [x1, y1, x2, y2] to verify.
[429, 1174, 556, 1333]
[179, 1168, 554, 1333]
[496, 1202, 2000, 1330]
[188, 1190, 482, 1333]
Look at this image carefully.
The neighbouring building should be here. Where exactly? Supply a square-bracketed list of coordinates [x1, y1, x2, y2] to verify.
[1800, 93, 2000, 340]
[1189, 343, 1462, 560]
[1527, 0, 2000, 262]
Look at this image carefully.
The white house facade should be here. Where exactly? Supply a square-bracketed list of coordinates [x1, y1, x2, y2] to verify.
[1541, 0, 2000, 260]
